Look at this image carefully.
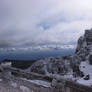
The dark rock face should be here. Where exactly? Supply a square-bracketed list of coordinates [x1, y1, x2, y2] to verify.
[85, 29, 92, 45]
[89, 54, 92, 65]
[75, 36, 87, 61]
[75, 36, 86, 53]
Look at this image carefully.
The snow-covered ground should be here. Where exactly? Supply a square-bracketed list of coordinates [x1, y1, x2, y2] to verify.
[0, 74, 52, 92]
[77, 61, 92, 86]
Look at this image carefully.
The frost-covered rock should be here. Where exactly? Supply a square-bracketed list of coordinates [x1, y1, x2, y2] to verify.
[28, 59, 46, 75]
[28, 57, 72, 76]
[20, 85, 30, 92]
[11, 82, 17, 88]
[76, 28, 92, 62]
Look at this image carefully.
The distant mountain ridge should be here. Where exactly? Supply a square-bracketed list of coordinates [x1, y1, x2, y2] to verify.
[0, 44, 75, 52]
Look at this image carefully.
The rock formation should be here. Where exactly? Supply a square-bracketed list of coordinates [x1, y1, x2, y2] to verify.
[76, 29, 92, 63]
[28, 57, 72, 76]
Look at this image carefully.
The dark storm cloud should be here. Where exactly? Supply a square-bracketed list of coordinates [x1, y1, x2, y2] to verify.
[0, 0, 92, 48]
[0, 40, 14, 48]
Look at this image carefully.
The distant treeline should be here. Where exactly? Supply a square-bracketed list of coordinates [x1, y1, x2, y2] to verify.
[1, 59, 37, 69]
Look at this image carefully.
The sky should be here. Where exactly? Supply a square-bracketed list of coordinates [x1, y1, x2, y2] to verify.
[0, 0, 92, 48]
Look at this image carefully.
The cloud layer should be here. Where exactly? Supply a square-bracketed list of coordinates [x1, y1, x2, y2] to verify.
[0, 0, 92, 47]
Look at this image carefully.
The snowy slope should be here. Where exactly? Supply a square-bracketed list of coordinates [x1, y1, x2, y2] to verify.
[77, 61, 92, 86]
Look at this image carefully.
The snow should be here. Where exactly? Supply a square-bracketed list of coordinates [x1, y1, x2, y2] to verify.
[63, 71, 73, 79]
[77, 78, 92, 86]
[77, 61, 92, 86]
[20, 85, 30, 92]
[79, 61, 92, 77]
[11, 82, 17, 88]
[21, 78, 51, 88]
[1, 62, 11, 67]
[0, 79, 2, 82]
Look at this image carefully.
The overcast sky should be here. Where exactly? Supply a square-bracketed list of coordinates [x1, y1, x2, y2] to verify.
[0, 0, 92, 47]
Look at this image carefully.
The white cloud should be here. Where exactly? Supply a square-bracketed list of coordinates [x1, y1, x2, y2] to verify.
[0, 0, 92, 47]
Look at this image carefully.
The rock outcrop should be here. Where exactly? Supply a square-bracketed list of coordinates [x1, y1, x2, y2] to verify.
[76, 29, 92, 61]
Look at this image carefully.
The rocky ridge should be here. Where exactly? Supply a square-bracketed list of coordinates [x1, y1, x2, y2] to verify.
[28, 28, 92, 78]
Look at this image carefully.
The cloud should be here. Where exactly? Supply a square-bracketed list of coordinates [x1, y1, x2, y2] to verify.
[0, 0, 92, 47]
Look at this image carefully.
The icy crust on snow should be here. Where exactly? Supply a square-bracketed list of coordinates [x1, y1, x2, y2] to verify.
[21, 78, 51, 88]
[77, 61, 92, 86]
